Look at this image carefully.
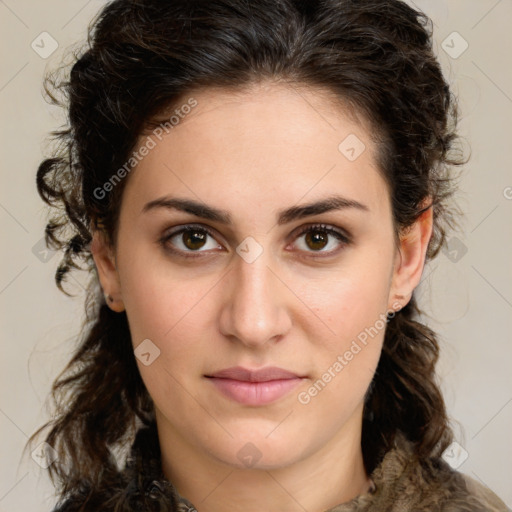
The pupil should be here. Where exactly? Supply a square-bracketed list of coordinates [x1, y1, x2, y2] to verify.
[306, 230, 328, 250]
[184, 230, 206, 250]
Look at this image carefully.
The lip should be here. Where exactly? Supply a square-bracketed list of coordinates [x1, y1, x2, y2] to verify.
[205, 366, 306, 406]
[207, 366, 303, 382]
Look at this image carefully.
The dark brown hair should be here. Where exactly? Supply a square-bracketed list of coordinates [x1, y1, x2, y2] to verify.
[29, 0, 465, 508]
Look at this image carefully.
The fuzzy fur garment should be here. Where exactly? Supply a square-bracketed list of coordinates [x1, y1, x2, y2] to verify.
[53, 422, 509, 512]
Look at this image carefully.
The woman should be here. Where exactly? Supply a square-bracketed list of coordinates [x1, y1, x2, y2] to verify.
[29, 0, 508, 510]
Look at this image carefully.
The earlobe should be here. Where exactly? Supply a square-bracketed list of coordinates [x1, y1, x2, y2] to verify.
[91, 230, 125, 313]
[388, 204, 433, 309]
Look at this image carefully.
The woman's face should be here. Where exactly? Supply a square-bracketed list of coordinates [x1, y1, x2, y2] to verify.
[95, 82, 421, 470]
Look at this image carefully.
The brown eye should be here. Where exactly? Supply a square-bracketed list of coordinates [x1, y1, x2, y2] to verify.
[304, 229, 329, 251]
[293, 224, 351, 255]
[160, 225, 223, 257]
[182, 229, 208, 250]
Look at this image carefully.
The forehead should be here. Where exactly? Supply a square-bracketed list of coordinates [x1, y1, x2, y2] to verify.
[121, 82, 390, 221]
[146, 81, 374, 152]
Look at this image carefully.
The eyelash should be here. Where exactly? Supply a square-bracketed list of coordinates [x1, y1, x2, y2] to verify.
[159, 223, 352, 260]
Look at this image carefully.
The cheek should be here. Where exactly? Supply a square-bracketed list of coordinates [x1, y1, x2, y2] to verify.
[120, 265, 221, 402]
[298, 253, 393, 397]
[118, 252, 215, 344]
[307, 257, 393, 341]
[123, 271, 214, 414]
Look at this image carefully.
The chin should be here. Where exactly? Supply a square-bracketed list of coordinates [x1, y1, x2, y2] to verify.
[206, 433, 304, 470]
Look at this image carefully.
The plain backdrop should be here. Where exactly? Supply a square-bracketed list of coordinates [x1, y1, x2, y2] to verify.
[1, 1, 511, 510]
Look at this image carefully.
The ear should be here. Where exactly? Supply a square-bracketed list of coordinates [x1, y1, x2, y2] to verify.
[388, 203, 433, 310]
[91, 230, 125, 313]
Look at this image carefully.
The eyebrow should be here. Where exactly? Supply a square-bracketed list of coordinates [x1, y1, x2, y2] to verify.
[142, 194, 369, 225]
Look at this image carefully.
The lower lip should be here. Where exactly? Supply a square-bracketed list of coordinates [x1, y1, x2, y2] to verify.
[207, 377, 304, 406]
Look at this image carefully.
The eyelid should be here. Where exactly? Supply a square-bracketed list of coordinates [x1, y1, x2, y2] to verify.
[159, 223, 224, 257]
[290, 223, 352, 245]
[159, 222, 352, 258]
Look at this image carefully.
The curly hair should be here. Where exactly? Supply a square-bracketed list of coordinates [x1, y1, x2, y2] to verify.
[29, 0, 466, 506]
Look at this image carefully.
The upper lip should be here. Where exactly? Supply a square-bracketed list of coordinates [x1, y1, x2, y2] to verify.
[206, 366, 303, 382]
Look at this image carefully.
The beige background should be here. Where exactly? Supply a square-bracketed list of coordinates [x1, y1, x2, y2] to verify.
[1, 1, 511, 510]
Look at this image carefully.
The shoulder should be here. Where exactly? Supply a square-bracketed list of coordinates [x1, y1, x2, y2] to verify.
[361, 434, 510, 512]
[451, 473, 510, 512]
[416, 467, 509, 512]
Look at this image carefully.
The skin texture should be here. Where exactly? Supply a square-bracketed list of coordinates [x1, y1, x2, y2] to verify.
[92, 82, 433, 512]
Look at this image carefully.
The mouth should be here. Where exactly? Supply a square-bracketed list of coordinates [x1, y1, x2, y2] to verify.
[205, 366, 307, 406]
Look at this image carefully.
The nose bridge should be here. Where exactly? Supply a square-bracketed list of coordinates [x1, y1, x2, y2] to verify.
[219, 249, 290, 346]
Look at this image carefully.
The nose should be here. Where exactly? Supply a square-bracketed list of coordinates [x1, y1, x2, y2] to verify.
[218, 251, 292, 348]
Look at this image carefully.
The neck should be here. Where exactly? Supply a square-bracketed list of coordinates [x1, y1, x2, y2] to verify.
[157, 405, 372, 512]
